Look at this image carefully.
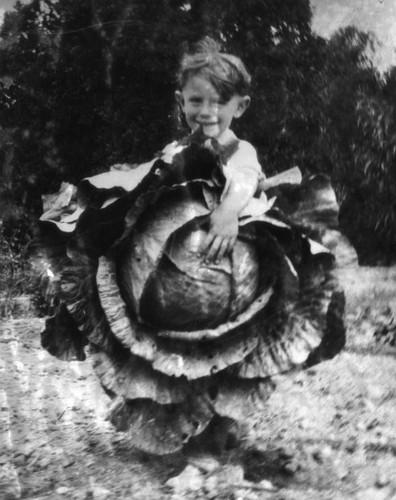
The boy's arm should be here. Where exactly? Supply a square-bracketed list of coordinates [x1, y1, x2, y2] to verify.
[203, 141, 261, 263]
[217, 166, 260, 215]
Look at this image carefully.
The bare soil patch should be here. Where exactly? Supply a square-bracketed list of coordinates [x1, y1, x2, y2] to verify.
[1, 265, 396, 499]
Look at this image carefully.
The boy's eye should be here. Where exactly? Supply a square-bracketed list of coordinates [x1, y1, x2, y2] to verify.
[211, 97, 227, 106]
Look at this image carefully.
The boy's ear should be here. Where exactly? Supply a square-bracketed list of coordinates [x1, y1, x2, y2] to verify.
[175, 90, 184, 107]
[235, 95, 251, 118]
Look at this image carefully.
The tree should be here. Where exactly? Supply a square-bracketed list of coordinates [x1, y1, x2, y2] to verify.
[338, 87, 396, 264]
[319, 28, 396, 264]
[0, 0, 62, 216]
[1, 0, 318, 208]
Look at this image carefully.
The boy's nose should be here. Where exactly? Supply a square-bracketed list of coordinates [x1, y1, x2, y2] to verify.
[199, 101, 218, 117]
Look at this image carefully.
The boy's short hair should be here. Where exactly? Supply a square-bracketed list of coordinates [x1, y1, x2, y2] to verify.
[177, 39, 251, 101]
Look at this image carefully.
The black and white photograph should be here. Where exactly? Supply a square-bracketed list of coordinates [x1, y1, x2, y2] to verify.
[1, 1, 396, 499]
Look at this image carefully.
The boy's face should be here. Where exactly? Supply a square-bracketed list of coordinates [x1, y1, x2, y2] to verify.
[175, 75, 250, 140]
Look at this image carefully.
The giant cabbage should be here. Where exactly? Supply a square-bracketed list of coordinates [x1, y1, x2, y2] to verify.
[37, 135, 345, 454]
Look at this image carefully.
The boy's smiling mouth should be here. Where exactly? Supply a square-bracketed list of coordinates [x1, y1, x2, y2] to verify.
[197, 121, 219, 126]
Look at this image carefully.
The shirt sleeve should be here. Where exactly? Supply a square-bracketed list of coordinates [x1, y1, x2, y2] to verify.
[224, 140, 262, 177]
[220, 140, 264, 197]
[218, 141, 264, 203]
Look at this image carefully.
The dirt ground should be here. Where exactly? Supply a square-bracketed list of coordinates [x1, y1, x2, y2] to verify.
[1, 264, 396, 500]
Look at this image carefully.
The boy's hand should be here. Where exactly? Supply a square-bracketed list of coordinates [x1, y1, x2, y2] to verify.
[202, 207, 239, 263]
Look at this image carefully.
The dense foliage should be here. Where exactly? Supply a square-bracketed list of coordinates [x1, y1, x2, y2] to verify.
[0, 0, 395, 265]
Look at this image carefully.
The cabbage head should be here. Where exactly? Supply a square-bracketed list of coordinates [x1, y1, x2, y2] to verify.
[38, 136, 345, 454]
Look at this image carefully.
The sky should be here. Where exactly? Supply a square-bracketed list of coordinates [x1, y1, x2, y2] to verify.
[311, 0, 396, 72]
[1, 0, 395, 71]
[0, 0, 19, 19]
[0, 0, 19, 26]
